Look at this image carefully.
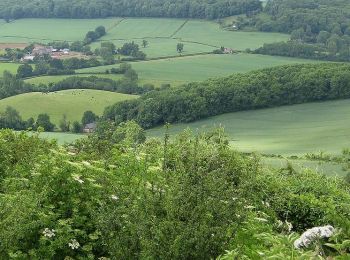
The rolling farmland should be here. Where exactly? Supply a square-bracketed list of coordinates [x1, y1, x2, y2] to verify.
[147, 99, 350, 156]
[0, 89, 137, 124]
[76, 54, 320, 85]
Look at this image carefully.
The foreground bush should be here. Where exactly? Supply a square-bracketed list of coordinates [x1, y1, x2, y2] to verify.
[0, 126, 349, 258]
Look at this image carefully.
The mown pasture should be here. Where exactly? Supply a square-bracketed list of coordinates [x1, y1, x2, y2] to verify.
[76, 54, 320, 85]
[0, 89, 137, 124]
[147, 99, 350, 156]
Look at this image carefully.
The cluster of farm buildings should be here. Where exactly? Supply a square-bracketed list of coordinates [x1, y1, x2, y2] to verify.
[22, 46, 70, 62]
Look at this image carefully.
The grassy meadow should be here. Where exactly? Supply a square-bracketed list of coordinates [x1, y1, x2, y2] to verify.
[0, 89, 137, 124]
[0, 62, 21, 75]
[0, 18, 120, 43]
[92, 38, 214, 58]
[147, 99, 350, 156]
[173, 20, 289, 50]
[25, 74, 123, 85]
[77, 54, 320, 85]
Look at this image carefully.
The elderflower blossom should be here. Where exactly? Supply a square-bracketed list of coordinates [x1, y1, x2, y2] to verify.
[111, 195, 119, 201]
[294, 225, 335, 249]
[254, 217, 268, 223]
[286, 220, 293, 233]
[82, 161, 91, 167]
[42, 228, 55, 238]
[68, 239, 80, 250]
[73, 175, 84, 184]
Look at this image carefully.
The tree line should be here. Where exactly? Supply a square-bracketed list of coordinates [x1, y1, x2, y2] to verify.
[104, 63, 350, 128]
[0, 0, 261, 20]
[253, 41, 350, 62]
[0, 63, 150, 101]
[238, 0, 350, 61]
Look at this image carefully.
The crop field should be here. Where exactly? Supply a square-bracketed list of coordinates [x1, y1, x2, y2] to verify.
[0, 89, 137, 124]
[25, 74, 123, 85]
[0, 18, 120, 43]
[77, 54, 320, 85]
[147, 99, 350, 156]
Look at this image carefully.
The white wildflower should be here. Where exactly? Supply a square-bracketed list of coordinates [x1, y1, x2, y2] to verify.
[82, 161, 91, 167]
[244, 205, 255, 209]
[294, 225, 335, 249]
[111, 195, 119, 201]
[68, 239, 80, 250]
[73, 175, 84, 184]
[254, 217, 268, 223]
[286, 220, 293, 233]
[42, 228, 55, 238]
[276, 220, 283, 228]
[262, 201, 270, 208]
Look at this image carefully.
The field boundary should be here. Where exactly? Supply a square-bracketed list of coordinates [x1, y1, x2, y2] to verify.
[169, 19, 189, 38]
[106, 18, 126, 32]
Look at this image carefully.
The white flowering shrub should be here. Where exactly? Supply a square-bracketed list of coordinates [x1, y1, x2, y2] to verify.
[0, 127, 349, 259]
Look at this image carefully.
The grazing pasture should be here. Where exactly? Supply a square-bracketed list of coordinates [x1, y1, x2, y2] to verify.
[147, 99, 350, 156]
[76, 53, 320, 84]
[0, 89, 137, 124]
[25, 74, 123, 85]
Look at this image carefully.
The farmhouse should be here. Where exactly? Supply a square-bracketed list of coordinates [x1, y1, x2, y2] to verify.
[83, 122, 97, 133]
[32, 46, 53, 56]
[21, 55, 35, 62]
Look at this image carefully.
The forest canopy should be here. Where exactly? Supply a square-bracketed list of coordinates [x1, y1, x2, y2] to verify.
[0, 0, 261, 20]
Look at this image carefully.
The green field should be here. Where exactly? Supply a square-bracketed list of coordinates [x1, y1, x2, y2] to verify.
[77, 54, 320, 85]
[36, 132, 86, 145]
[0, 18, 120, 43]
[173, 20, 289, 50]
[25, 74, 123, 85]
[0, 89, 137, 124]
[0, 62, 21, 75]
[263, 157, 347, 177]
[147, 99, 350, 156]
[92, 38, 214, 58]
[102, 18, 185, 39]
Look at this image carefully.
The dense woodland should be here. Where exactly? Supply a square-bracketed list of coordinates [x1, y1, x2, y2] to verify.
[104, 63, 350, 128]
[0, 0, 261, 20]
[0, 125, 349, 258]
[239, 0, 350, 60]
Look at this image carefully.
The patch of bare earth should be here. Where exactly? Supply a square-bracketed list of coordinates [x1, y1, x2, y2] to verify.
[0, 43, 28, 49]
